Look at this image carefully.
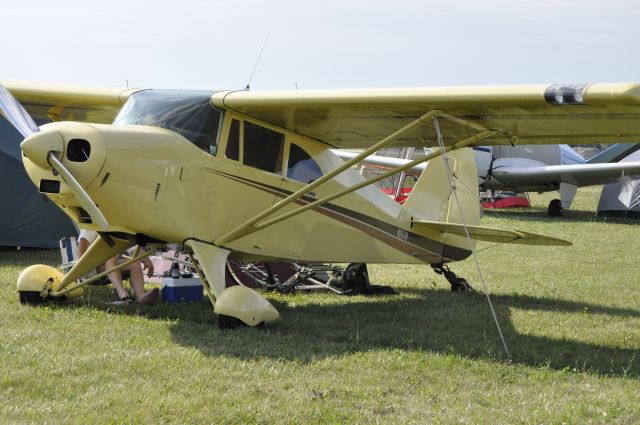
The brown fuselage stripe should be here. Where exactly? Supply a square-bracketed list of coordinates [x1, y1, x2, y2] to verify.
[204, 169, 472, 263]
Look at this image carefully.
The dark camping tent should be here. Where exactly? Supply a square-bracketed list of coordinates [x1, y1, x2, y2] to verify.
[0, 117, 77, 248]
[597, 150, 640, 218]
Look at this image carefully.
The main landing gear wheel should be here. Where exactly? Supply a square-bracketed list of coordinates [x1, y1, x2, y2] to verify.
[548, 199, 564, 217]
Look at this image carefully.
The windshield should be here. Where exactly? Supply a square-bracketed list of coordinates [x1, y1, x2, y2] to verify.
[114, 90, 222, 154]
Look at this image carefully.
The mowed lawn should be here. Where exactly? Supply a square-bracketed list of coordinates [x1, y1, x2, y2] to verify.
[1, 189, 639, 424]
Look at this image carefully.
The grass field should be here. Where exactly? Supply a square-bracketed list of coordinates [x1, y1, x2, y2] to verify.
[1, 189, 639, 424]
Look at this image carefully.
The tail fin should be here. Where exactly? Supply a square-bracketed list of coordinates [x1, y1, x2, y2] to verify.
[402, 148, 480, 225]
[586, 143, 640, 164]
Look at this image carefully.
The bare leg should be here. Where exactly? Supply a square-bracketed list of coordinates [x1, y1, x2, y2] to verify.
[104, 257, 130, 300]
[128, 263, 146, 302]
[128, 263, 159, 304]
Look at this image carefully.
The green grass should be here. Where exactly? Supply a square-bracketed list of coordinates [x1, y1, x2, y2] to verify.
[1, 189, 639, 424]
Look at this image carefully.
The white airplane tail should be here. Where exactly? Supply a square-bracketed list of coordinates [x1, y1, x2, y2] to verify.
[402, 148, 480, 226]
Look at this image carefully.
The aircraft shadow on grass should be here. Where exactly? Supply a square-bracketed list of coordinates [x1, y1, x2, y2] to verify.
[75, 285, 640, 378]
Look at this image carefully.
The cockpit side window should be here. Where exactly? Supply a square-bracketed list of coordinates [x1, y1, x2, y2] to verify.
[287, 143, 323, 183]
[226, 119, 240, 161]
[243, 121, 284, 174]
[185, 102, 222, 155]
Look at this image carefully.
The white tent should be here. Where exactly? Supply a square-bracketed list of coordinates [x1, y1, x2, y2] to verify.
[597, 150, 640, 218]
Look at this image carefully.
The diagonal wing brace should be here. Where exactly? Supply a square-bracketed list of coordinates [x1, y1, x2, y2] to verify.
[214, 111, 496, 247]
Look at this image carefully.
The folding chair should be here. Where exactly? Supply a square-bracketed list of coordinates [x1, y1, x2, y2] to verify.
[59, 236, 110, 286]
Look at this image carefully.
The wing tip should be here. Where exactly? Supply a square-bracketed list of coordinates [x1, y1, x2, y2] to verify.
[585, 82, 640, 105]
[518, 231, 572, 246]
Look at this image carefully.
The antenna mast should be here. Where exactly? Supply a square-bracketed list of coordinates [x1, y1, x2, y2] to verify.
[245, 33, 270, 90]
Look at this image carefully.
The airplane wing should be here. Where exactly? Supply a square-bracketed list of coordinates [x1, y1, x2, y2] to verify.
[1, 80, 139, 124]
[491, 161, 640, 187]
[5, 80, 640, 149]
[212, 83, 640, 149]
[412, 220, 572, 246]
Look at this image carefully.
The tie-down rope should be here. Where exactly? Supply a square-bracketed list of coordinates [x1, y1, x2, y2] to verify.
[433, 117, 512, 360]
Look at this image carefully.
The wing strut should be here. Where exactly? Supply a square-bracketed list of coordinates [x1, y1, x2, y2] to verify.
[252, 130, 496, 233]
[214, 112, 496, 247]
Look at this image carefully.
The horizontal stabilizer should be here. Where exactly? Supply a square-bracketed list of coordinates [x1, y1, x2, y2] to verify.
[412, 220, 572, 246]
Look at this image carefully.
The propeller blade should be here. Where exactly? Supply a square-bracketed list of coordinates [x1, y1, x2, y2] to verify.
[0, 84, 40, 138]
[47, 151, 109, 230]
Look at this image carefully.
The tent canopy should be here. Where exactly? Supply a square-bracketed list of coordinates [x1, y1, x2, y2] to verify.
[0, 117, 76, 248]
[597, 149, 640, 218]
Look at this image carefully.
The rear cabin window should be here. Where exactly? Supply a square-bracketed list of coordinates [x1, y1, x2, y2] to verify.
[226, 119, 240, 161]
[287, 144, 323, 183]
[243, 122, 284, 174]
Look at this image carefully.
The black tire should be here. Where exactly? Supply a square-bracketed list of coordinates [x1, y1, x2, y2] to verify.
[548, 199, 564, 217]
[218, 314, 245, 330]
[451, 278, 473, 292]
[19, 291, 44, 305]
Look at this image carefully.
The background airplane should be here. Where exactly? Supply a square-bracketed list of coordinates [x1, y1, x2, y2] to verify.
[335, 143, 640, 216]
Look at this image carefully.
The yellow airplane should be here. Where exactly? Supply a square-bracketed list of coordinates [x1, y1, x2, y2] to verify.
[2, 81, 639, 328]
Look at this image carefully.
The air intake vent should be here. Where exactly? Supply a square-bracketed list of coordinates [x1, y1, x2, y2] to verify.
[39, 179, 60, 193]
[67, 139, 91, 162]
[77, 207, 92, 224]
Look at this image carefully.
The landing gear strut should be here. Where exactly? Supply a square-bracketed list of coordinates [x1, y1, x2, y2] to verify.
[431, 264, 474, 292]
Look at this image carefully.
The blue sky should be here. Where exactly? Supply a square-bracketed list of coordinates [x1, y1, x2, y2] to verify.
[1, 0, 638, 90]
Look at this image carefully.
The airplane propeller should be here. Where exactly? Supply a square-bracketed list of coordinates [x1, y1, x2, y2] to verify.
[0, 85, 39, 138]
[0, 84, 109, 230]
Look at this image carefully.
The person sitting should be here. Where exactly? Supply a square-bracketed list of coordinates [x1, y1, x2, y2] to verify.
[77, 230, 159, 305]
